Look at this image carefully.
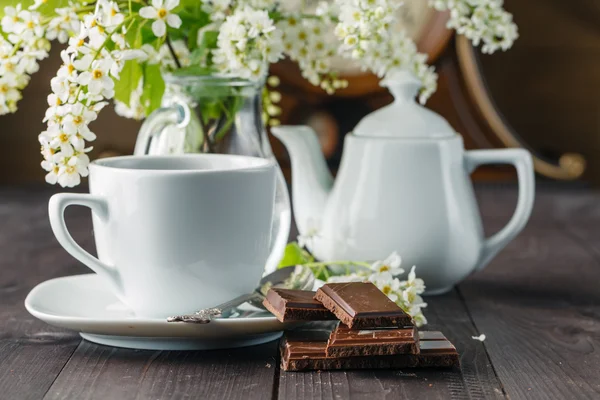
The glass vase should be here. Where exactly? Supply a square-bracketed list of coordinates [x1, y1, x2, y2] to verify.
[134, 74, 291, 275]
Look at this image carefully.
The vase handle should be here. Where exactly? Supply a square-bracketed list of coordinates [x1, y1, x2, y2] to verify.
[134, 100, 190, 155]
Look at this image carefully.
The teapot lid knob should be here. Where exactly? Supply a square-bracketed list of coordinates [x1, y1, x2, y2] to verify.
[352, 68, 456, 138]
[380, 69, 422, 102]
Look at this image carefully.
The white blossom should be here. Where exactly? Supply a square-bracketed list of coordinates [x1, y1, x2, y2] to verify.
[77, 57, 115, 96]
[99, 1, 125, 28]
[46, 7, 80, 43]
[277, 14, 345, 93]
[67, 24, 90, 54]
[139, 0, 182, 37]
[212, 6, 283, 80]
[334, 0, 437, 103]
[38, 4, 128, 187]
[57, 153, 90, 187]
[373, 275, 402, 302]
[1, 5, 23, 34]
[0, 6, 49, 115]
[201, 0, 233, 21]
[369, 251, 404, 280]
[431, 0, 518, 54]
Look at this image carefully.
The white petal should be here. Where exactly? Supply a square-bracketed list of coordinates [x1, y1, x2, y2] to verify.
[164, 0, 179, 10]
[166, 14, 181, 29]
[139, 6, 158, 19]
[45, 172, 58, 185]
[77, 72, 92, 85]
[151, 0, 163, 8]
[151, 19, 166, 37]
[88, 80, 103, 94]
[62, 122, 77, 135]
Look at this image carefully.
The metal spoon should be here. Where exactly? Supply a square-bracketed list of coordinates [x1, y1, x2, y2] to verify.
[167, 265, 315, 324]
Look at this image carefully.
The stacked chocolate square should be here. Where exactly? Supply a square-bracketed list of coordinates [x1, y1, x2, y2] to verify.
[263, 282, 459, 372]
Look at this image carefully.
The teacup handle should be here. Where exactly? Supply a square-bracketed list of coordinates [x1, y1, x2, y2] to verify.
[48, 193, 124, 297]
[464, 149, 535, 271]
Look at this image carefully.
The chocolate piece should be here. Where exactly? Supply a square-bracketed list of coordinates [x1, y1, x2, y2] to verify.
[263, 288, 336, 322]
[280, 330, 418, 372]
[314, 282, 413, 329]
[419, 331, 446, 341]
[280, 330, 459, 372]
[418, 337, 460, 368]
[326, 324, 419, 357]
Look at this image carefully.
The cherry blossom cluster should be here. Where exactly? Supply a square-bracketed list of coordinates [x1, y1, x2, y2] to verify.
[212, 5, 284, 80]
[38, 1, 144, 187]
[431, 0, 518, 54]
[278, 13, 348, 95]
[334, 0, 437, 103]
[46, 5, 81, 44]
[0, 4, 51, 114]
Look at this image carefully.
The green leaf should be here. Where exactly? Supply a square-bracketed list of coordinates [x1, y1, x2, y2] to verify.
[190, 30, 218, 63]
[125, 19, 144, 49]
[114, 59, 142, 106]
[278, 242, 314, 269]
[141, 64, 165, 115]
[36, 0, 72, 17]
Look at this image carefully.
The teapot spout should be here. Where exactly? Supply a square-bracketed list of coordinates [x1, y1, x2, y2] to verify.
[272, 126, 333, 239]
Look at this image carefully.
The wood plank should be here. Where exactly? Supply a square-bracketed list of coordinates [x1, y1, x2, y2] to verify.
[278, 291, 505, 400]
[0, 188, 88, 400]
[459, 191, 600, 399]
[44, 339, 280, 400]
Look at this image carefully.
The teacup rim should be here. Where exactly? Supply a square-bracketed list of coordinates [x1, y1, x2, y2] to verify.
[90, 154, 275, 174]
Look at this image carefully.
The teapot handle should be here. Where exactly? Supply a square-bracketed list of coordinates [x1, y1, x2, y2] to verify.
[464, 149, 535, 271]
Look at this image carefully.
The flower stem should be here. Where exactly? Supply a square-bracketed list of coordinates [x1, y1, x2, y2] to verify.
[165, 36, 182, 69]
[302, 260, 371, 269]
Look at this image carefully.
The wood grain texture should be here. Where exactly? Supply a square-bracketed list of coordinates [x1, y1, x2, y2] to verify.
[3, 185, 600, 400]
[44, 340, 280, 400]
[0, 188, 86, 400]
[460, 186, 600, 399]
[278, 291, 505, 400]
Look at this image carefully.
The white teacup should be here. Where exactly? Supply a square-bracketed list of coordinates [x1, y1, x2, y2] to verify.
[48, 154, 276, 318]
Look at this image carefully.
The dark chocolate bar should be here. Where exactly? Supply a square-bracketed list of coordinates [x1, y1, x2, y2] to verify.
[280, 330, 459, 372]
[280, 330, 418, 372]
[263, 288, 336, 322]
[326, 324, 419, 357]
[314, 282, 413, 329]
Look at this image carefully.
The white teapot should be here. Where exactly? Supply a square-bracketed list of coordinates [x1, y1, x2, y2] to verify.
[272, 70, 535, 294]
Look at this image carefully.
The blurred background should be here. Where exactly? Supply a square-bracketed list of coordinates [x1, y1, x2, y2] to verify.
[1, 0, 598, 185]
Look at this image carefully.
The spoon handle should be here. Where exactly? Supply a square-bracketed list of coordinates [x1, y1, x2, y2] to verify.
[167, 292, 264, 324]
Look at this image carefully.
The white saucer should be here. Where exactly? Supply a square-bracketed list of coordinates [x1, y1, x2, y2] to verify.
[25, 274, 295, 350]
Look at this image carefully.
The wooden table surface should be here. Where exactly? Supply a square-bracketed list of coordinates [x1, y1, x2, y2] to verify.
[1, 185, 599, 400]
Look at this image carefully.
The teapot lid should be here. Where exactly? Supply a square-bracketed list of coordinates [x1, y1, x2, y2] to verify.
[353, 69, 456, 139]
